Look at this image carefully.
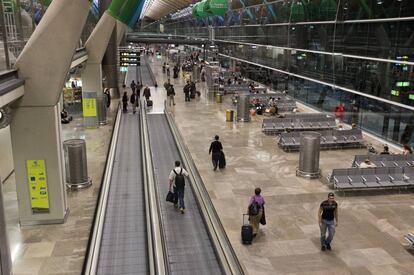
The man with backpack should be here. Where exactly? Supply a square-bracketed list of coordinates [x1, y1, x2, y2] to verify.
[183, 81, 191, 102]
[167, 84, 176, 107]
[168, 161, 189, 214]
[130, 80, 137, 93]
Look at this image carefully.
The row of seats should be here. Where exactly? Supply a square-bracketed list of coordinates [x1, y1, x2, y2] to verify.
[278, 129, 364, 151]
[329, 166, 414, 190]
[262, 116, 336, 134]
[404, 233, 414, 247]
[353, 154, 414, 168]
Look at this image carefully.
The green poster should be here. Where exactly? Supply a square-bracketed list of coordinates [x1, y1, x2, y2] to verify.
[27, 160, 50, 212]
[83, 98, 97, 117]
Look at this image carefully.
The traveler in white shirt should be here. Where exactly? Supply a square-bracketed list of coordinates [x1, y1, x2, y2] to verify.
[168, 160, 189, 214]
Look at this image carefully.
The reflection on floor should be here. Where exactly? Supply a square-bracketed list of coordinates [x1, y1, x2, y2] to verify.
[149, 56, 414, 275]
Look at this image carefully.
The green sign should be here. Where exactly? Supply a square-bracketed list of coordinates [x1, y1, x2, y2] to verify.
[206, 0, 228, 16]
[396, 81, 410, 87]
[409, 94, 414, 100]
[391, 90, 400, 96]
[27, 160, 50, 212]
[83, 98, 97, 117]
[120, 66, 129, 72]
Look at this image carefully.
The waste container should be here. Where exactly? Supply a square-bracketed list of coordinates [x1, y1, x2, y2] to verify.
[216, 93, 222, 103]
[63, 139, 92, 189]
[237, 95, 250, 122]
[226, 109, 234, 122]
[296, 132, 321, 178]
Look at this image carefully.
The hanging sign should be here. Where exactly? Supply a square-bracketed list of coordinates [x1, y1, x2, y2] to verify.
[27, 160, 50, 213]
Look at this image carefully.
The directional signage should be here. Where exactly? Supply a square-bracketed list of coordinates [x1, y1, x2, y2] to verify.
[119, 49, 141, 67]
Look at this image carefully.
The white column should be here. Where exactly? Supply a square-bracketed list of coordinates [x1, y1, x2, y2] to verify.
[11, 0, 91, 225]
[82, 12, 117, 126]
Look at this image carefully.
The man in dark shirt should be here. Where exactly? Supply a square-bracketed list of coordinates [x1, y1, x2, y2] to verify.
[209, 135, 223, 171]
[318, 192, 338, 251]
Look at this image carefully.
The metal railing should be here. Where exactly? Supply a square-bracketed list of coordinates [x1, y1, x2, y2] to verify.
[82, 104, 122, 274]
[82, 105, 122, 274]
[140, 101, 168, 275]
[164, 103, 245, 275]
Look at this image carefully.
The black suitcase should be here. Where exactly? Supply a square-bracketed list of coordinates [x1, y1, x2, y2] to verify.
[241, 214, 253, 245]
[218, 151, 226, 169]
[147, 100, 153, 107]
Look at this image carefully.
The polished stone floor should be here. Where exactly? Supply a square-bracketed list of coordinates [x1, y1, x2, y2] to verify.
[149, 56, 414, 275]
[4, 54, 414, 275]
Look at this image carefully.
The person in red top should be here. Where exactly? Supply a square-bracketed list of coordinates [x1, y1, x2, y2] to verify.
[335, 103, 345, 122]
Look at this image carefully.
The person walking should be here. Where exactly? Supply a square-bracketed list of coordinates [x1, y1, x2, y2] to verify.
[143, 86, 151, 101]
[122, 92, 128, 113]
[167, 84, 176, 107]
[164, 78, 171, 91]
[104, 88, 111, 108]
[247, 187, 265, 238]
[136, 81, 143, 96]
[335, 103, 345, 122]
[318, 192, 338, 251]
[130, 92, 137, 114]
[209, 135, 223, 171]
[183, 81, 191, 102]
[166, 63, 170, 77]
[168, 161, 189, 214]
[130, 80, 137, 93]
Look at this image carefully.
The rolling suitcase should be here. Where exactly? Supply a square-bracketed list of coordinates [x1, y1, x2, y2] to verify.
[218, 151, 226, 169]
[241, 214, 253, 245]
[147, 99, 153, 107]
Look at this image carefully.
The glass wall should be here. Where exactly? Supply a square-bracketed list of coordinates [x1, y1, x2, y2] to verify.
[0, 1, 98, 72]
[158, 0, 414, 146]
[221, 55, 414, 146]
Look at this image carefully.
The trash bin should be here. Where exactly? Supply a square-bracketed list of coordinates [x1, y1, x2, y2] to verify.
[63, 139, 92, 189]
[216, 93, 222, 103]
[226, 109, 234, 122]
[296, 132, 321, 179]
[237, 95, 250, 122]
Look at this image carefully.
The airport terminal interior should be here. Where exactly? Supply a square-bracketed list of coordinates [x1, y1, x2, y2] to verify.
[0, 0, 414, 274]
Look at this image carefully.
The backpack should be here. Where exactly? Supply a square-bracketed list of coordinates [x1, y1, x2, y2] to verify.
[173, 168, 185, 189]
[248, 201, 261, 216]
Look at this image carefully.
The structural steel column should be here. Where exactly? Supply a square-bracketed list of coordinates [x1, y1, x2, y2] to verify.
[11, 0, 91, 225]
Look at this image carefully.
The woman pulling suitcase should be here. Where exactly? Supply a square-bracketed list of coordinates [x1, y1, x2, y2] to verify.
[242, 188, 265, 244]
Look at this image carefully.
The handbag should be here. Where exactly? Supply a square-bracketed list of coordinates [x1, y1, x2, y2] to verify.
[166, 191, 174, 203]
[260, 206, 266, 225]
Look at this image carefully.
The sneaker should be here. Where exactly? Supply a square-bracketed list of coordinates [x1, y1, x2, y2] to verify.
[321, 245, 326, 251]
[326, 243, 331, 250]
[180, 208, 185, 214]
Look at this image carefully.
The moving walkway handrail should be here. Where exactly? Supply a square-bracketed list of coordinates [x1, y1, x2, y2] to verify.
[140, 102, 169, 275]
[164, 104, 245, 275]
[83, 105, 122, 275]
[143, 56, 158, 87]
